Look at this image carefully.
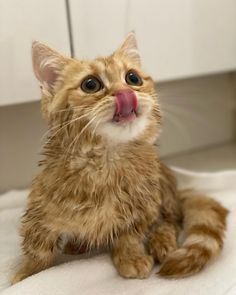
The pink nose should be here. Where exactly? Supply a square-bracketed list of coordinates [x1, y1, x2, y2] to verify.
[114, 89, 138, 116]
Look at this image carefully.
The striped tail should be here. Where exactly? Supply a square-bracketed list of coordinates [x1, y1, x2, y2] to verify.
[159, 190, 228, 277]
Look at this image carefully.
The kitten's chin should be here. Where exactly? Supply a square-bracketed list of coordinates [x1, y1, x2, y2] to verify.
[96, 115, 149, 143]
[112, 111, 137, 123]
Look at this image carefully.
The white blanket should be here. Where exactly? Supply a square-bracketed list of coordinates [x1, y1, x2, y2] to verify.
[1, 168, 236, 295]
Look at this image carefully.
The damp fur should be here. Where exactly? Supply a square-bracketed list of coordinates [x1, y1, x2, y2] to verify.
[11, 33, 228, 284]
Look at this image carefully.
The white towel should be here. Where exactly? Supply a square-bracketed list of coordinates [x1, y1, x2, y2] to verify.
[0, 168, 236, 295]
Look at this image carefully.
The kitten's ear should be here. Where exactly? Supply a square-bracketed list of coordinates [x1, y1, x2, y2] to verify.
[32, 41, 68, 94]
[118, 31, 141, 65]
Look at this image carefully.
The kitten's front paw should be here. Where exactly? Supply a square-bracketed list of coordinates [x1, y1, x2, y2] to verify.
[115, 255, 154, 279]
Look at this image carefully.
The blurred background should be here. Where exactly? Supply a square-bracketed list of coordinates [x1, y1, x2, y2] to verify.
[0, 0, 235, 192]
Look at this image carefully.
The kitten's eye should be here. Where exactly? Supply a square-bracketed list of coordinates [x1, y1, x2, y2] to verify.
[81, 76, 102, 93]
[125, 70, 143, 86]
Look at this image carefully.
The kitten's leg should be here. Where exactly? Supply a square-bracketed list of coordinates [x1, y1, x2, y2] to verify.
[112, 233, 154, 279]
[11, 226, 59, 284]
[148, 221, 178, 263]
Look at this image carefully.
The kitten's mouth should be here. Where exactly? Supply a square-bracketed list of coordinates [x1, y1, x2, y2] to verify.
[112, 89, 138, 123]
[113, 110, 137, 123]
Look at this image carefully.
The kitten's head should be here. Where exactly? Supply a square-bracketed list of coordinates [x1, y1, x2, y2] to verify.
[32, 32, 160, 145]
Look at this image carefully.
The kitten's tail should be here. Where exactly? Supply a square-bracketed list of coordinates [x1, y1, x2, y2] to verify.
[159, 190, 228, 277]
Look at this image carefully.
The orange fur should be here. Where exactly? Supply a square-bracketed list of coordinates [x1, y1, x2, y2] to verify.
[11, 33, 228, 284]
[158, 190, 228, 277]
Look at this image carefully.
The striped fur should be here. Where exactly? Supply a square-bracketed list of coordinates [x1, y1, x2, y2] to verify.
[11, 33, 228, 284]
[159, 190, 228, 277]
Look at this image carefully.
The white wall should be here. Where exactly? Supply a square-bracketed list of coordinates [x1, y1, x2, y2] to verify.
[158, 73, 236, 156]
[0, 102, 46, 192]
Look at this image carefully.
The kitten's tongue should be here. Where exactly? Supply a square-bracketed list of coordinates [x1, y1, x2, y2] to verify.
[114, 89, 137, 122]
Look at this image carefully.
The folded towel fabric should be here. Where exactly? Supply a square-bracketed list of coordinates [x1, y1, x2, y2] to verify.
[0, 168, 236, 295]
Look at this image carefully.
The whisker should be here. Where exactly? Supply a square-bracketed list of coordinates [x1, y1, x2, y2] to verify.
[69, 116, 98, 156]
[162, 103, 212, 130]
[40, 106, 95, 142]
[65, 132, 80, 158]
[43, 112, 92, 148]
[91, 118, 102, 140]
[161, 109, 191, 143]
[43, 99, 114, 154]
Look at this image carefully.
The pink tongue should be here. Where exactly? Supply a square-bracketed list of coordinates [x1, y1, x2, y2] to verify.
[115, 89, 138, 116]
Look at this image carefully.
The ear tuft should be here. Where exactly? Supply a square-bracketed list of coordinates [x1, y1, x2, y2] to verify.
[32, 41, 67, 94]
[119, 31, 141, 65]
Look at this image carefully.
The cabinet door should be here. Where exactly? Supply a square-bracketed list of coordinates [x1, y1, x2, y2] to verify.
[0, 0, 70, 106]
[128, 0, 236, 81]
[69, 0, 127, 59]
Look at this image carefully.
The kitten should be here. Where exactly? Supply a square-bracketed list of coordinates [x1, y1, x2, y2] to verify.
[12, 32, 228, 284]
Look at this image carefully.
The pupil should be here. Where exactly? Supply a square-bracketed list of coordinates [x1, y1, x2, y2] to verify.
[86, 79, 96, 90]
[129, 73, 139, 84]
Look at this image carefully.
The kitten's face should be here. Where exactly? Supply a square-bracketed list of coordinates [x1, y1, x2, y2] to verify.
[32, 33, 160, 144]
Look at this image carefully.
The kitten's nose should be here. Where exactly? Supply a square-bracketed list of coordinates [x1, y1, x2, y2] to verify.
[114, 89, 138, 116]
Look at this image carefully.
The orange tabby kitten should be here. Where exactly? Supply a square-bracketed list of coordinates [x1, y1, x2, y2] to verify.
[12, 33, 228, 284]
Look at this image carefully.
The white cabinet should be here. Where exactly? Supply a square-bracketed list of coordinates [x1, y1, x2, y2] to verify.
[0, 0, 70, 106]
[70, 0, 236, 81]
[128, 0, 236, 81]
[1, 0, 235, 106]
[69, 0, 127, 59]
